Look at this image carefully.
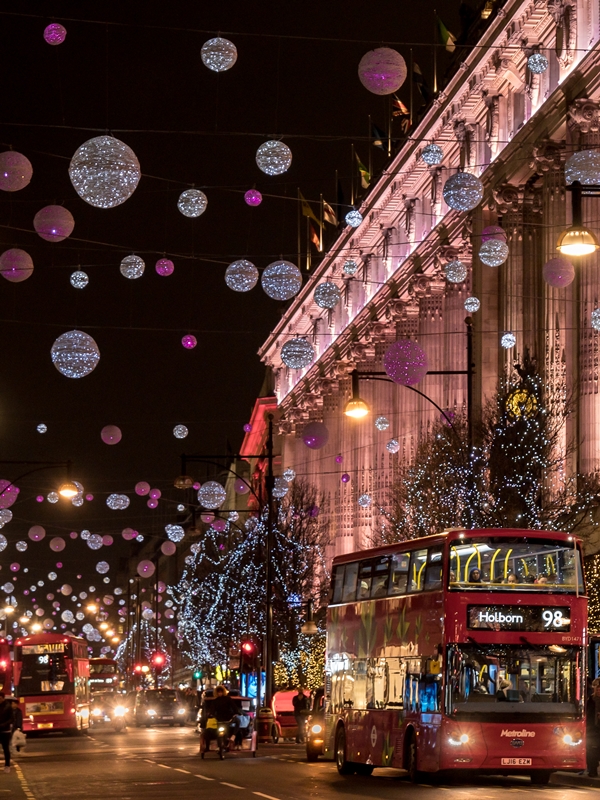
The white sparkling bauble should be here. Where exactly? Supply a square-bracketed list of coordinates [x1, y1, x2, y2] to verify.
[165, 524, 185, 543]
[61, 610, 75, 623]
[345, 210, 363, 227]
[592, 308, 600, 331]
[0, 511, 15, 528]
[37, 423, 47, 433]
[225, 259, 259, 292]
[0, 535, 6, 552]
[272, 477, 288, 500]
[51, 330, 100, 378]
[80, 530, 90, 540]
[173, 425, 188, 439]
[283, 468, 296, 482]
[71, 495, 84, 507]
[444, 260, 467, 283]
[120, 255, 145, 279]
[178, 189, 207, 218]
[375, 416, 389, 431]
[261, 260, 302, 301]
[16, 541, 27, 552]
[358, 493, 372, 508]
[527, 53, 548, 74]
[47, 492, 59, 503]
[443, 172, 484, 211]
[479, 239, 509, 267]
[69, 136, 141, 209]
[343, 260, 358, 276]
[96, 561, 110, 574]
[201, 37, 237, 72]
[314, 281, 341, 309]
[87, 534, 103, 550]
[280, 338, 314, 369]
[256, 141, 292, 176]
[106, 493, 130, 510]
[421, 143, 444, 165]
[177, 504, 185, 512]
[464, 296, 481, 313]
[197, 481, 226, 509]
[70, 270, 88, 289]
[501, 332, 516, 349]
[229, 510, 239, 522]
[386, 438, 400, 454]
[565, 149, 600, 186]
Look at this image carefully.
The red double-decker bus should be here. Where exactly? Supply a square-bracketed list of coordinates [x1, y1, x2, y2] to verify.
[14, 632, 90, 733]
[325, 528, 586, 784]
[0, 639, 12, 695]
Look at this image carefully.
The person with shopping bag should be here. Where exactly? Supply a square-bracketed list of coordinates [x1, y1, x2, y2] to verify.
[7, 698, 25, 755]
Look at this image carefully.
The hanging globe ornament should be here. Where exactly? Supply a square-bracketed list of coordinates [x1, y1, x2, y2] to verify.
[280, 338, 314, 369]
[383, 340, 428, 386]
[120, 255, 145, 279]
[33, 206, 75, 242]
[0, 510, 12, 528]
[375, 416, 390, 431]
[479, 239, 509, 267]
[51, 330, 100, 378]
[591, 309, 600, 331]
[0, 482, 19, 510]
[173, 425, 188, 439]
[96, 562, 110, 575]
[444, 260, 467, 283]
[225, 259, 259, 292]
[343, 260, 358, 276]
[181, 334, 197, 350]
[177, 189, 207, 218]
[101, 425, 122, 445]
[0, 151, 33, 192]
[244, 189, 262, 207]
[358, 48, 407, 95]
[386, 438, 400, 454]
[197, 481, 226, 509]
[272, 477, 289, 499]
[261, 260, 302, 301]
[0, 249, 34, 282]
[527, 52, 548, 74]
[283, 468, 296, 482]
[464, 296, 481, 313]
[501, 332, 516, 349]
[37, 424, 47, 433]
[302, 421, 329, 450]
[256, 141, 292, 176]
[443, 172, 484, 212]
[165, 524, 185, 543]
[358, 493, 372, 507]
[201, 37, 237, 72]
[69, 135, 141, 209]
[137, 560, 155, 578]
[481, 225, 507, 242]
[543, 257, 575, 288]
[155, 258, 174, 276]
[44, 23, 67, 45]
[106, 494, 130, 510]
[28, 526, 46, 542]
[345, 209, 363, 228]
[565, 150, 600, 185]
[70, 271, 88, 289]
[421, 143, 444, 166]
[314, 281, 341, 309]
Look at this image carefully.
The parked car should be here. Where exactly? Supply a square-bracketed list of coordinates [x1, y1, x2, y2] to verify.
[306, 687, 325, 762]
[125, 689, 187, 727]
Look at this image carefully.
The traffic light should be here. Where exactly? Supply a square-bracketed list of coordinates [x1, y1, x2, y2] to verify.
[193, 668, 202, 680]
[241, 641, 255, 657]
[134, 664, 143, 675]
[151, 652, 166, 668]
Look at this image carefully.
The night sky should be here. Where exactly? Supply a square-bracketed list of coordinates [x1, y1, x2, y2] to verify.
[0, 0, 460, 638]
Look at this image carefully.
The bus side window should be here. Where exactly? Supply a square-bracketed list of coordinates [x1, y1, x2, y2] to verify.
[408, 549, 428, 592]
[424, 547, 443, 591]
[332, 565, 345, 603]
[357, 561, 373, 600]
[388, 553, 410, 596]
[371, 557, 390, 598]
[341, 562, 359, 603]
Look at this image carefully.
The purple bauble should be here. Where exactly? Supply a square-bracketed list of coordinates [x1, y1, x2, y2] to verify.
[33, 205, 75, 242]
[69, 532, 78, 539]
[182, 334, 197, 349]
[481, 225, 507, 243]
[543, 257, 575, 288]
[244, 189, 262, 207]
[49, 537, 65, 552]
[201, 512, 214, 524]
[302, 421, 329, 450]
[161, 541, 176, 556]
[212, 519, 227, 532]
[234, 478, 249, 495]
[85, 493, 94, 501]
[193, 482, 201, 490]
[149, 488, 161, 500]
[137, 559, 155, 578]
[0, 248, 34, 282]
[309, 505, 320, 517]
[383, 339, 428, 386]
[101, 424, 122, 445]
[0, 151, 33, 192]
[44, 23, 67, 45]
[335, 455, 343, 464]
[243, 423, 252, 433]
[10, 564, 19, 573]
[36, 495, 44, 503]
[358, 48, 407, 95]
[156, 258, 174, 276]
[122, 528, 137, 541]
[147, 498, 158, 509]
[28, 525, 46, 542]
[102, 535, 113, 546]
[135, 481, 150, 496]
[0, 481, 19, 510]
[341, 473, 350, 483]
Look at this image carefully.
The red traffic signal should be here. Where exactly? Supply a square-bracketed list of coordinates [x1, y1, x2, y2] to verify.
[134, 664, 143, 674]
[151, 652, 166, 667]
[241, 641, 255, 656]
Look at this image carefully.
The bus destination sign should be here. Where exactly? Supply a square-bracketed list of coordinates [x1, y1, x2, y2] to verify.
[467, 605, 570, 632]
[22, 643, 66, 655]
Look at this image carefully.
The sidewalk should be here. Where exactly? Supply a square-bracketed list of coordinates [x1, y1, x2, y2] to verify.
[551, 771, 600, 789]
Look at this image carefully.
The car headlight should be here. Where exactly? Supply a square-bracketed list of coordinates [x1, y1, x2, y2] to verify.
[311, 724, 322, 734]
[113, 706, 126, 717]
[178, 708, 186, 714]
[448, 733, 469, 746]
[92, 708, 103, 717]
[147, 709, 156, 716]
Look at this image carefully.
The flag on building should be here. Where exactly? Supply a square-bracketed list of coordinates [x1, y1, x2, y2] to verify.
[299, 191, 323, 228]
[413, 62, 431, 103]
[371, 122, 387, 151]
[355, 151, 371, 188]
[309, 222, 320, 249]
[392, 95, 411, 134]
[437, 16, 457, 52]
[323, 200, 337, 226]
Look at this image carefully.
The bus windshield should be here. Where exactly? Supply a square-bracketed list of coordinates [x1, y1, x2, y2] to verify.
[449, 538, 583, 591]
[447, 644, 582, 717]
[18, 652, 72, 695]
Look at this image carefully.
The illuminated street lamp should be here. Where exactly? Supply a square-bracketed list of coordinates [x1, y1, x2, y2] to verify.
[58, 481, 79, 499]
[557, 180, 600, 256]
[344, 371, 370, 419]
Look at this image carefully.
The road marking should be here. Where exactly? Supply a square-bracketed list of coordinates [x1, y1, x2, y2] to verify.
[157, 764, 171, 769]
[174, 768, 191, 774]
[14, 763, 36, 800]
[143, 759, 155, 763]
[254, 793, 282, 800]
[221, 782, 244, 789]
[194, 774, 215, 781]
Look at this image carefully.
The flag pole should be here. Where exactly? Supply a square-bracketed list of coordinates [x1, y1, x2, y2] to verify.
[351, 144, 355, 206]
[387, 97, 392, 157]
[335, 169, 339, 224]
[433, 10, 438, 96]
[409, 48, 414, 131]
[319, 193, 324, 252]
[297, 188, 301, 270]
[306, 217, 310, 271]
[368, 114, 372, 181]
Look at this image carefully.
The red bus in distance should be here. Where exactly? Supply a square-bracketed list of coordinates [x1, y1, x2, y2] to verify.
[325, 528, 585, 784]
[89, 657, 123, 693]
[0, 639, 12, 695]
[14, 632, 90, 733]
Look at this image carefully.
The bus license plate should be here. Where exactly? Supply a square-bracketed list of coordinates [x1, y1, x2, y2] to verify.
[501, 757, 531, 766]
[38, 723, 53, 729]
[163, 716, 173, 720]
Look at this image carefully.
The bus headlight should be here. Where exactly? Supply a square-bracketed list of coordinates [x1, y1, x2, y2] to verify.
[177, 708, 186, 714]
[113, 706, 127, 717]
[92, 707, 103, 717]
[563, 733, 582, 746]
[147, 709, 156, 716]
[311, 724, 323, 734]
[448, 733, 469, 746]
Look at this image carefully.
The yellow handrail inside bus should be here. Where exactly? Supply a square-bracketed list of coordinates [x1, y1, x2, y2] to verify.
[417, 560, 427, 589]
[490, 548, 501, 582]
[522, 559, 529, 576]
[464, 545, 480, 581]
[503, 548, 513, 579]
[451, 547, 460, 581]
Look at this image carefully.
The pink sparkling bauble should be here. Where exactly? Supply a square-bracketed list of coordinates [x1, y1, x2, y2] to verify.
[193, 482, 201, 490]
[161, 541, 176, 556]
[212, 519, 227, 532]
[182, 334, 197, 350]
[244, 189, 262, 207]
[149, 488, 161, 500]
[137, 559, 155, 578]
[543, 257, 575, 288]
[28, 525, 46, 542]
[0, 151, 33, 192]
[358, 47, 407, 95]
[101, 425, 122, 445]
[122, 528, 137, 541]
[147, 498, 158, 509]
[102, 535, 113, 546]
[201, 512, 215, 524]
[234, 478, 249, 495]
[0, 248, 34, 282]
[44, 23, 67, 45]
[33, 205, 75, 242]
[157, 581, 166, 594]
[56, 562, 63, 568]
[243, 423, 252, 433]
[341, 473, 350, 483]
[302, 421, 329, 450]
[49, 537, 65, 552]
[335, 455, 343, 463]
[85, 494, 94, 501]
[0, 481, 19, 509]
[135, 481, 150, 496]
[481, 225, 507, 243]
[155, 258, 174, 276]
[69, 532, 78, 539]
[36, 495, 44, 503]
[10, 564, 19, 572]
[383, 339, 428, 386]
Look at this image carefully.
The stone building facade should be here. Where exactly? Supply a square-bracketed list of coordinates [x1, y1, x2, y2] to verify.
[256, 0, 600, 561]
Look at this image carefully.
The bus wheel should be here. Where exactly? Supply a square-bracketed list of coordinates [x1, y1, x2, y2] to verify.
[405, 731, 422, 783]
[530, 771, 552, 785]
[355, 764, 374, 776]
[335, 727, 355, 775]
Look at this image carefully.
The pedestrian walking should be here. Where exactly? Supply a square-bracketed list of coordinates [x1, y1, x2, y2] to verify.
[292, 687, 309, 743]
[8, 698, 24, 755]
[0, 693, 13, 773]
[587, 679, 600, 777]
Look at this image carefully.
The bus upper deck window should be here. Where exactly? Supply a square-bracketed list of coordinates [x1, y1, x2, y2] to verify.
[388, 553, 410, 596]
[341, 562, 359, 603]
